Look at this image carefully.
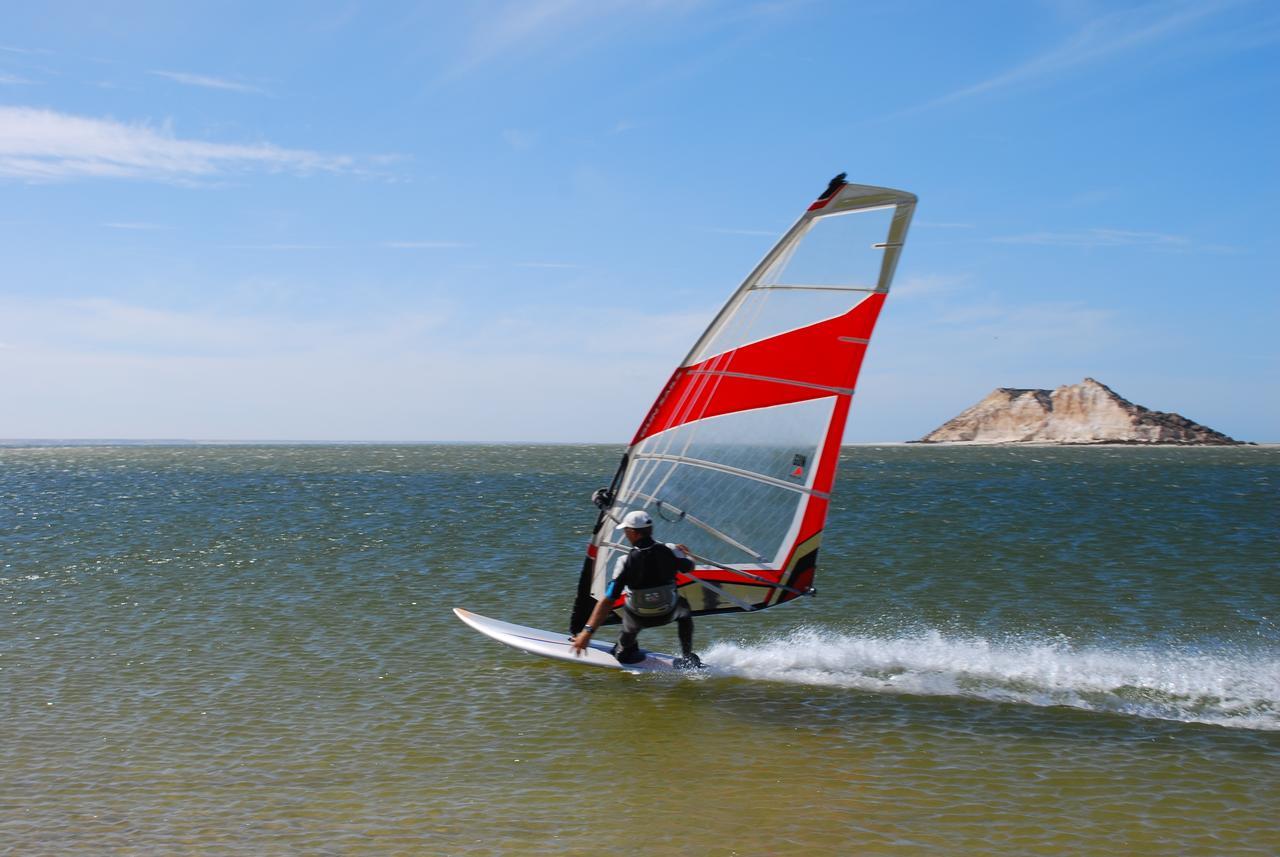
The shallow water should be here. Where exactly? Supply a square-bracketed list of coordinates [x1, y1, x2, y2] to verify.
[2, 444, 1277, 854]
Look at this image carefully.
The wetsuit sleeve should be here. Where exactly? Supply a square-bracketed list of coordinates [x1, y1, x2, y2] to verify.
[605, 552, 632, 600]
[665, 542, 695, 575]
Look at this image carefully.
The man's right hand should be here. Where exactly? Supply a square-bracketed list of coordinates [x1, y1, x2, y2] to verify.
[570, 630, 592, 655]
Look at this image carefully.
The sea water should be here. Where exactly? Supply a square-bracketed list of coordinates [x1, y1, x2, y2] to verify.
[1, 444, 1276, 854]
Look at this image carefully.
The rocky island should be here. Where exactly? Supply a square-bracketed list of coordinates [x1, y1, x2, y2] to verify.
[919, 378, 1241, 445]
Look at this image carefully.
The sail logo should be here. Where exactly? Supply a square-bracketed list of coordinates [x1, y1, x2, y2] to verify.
[790, 453, 807, 479]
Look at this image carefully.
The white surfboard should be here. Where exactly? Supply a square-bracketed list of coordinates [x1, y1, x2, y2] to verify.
[453, 607, 682, 672]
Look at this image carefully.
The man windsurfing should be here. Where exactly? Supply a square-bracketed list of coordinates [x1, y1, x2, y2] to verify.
[570, 510, 701, 668]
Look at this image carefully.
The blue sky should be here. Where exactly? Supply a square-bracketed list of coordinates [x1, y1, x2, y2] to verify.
[1, 0, 1276, 442]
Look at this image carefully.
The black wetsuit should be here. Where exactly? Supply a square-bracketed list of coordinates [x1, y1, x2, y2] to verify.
[606, 536, 695, 663]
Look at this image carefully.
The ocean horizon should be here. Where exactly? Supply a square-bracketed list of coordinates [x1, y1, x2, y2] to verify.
[5, 438, 1277, 447]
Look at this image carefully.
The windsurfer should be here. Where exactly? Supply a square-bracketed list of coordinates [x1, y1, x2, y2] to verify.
[570, 510, 702, 668]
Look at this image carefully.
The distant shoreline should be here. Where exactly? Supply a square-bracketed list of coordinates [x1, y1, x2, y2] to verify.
[4, 439, 1277, 448]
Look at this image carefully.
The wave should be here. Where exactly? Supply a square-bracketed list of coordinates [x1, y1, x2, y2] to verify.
[704, 628, 1280, 731]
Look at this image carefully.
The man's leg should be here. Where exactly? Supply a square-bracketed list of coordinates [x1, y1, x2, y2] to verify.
[677, 617, 694, 656]
[672, 598, 699, 666]
[613, 610, 645, 664]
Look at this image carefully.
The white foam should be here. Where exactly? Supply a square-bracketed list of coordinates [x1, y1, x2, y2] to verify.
[705, 627, 1280, 731]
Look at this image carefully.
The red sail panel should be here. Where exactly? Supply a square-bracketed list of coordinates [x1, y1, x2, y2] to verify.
[633, 293, 885, 444]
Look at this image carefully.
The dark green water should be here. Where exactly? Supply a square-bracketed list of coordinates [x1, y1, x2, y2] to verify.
[2, 444, 1277, 854]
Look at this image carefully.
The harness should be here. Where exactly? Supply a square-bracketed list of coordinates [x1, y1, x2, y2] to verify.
[624, 583, 679, 617]
[611, 537, 684, 618]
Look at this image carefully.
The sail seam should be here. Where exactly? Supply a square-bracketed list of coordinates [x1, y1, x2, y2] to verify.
[632, 452, 831, 498]
[685, 368, 854, 397]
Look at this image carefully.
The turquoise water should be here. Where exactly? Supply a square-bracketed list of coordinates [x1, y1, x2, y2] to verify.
[2, 444, 1277, 854]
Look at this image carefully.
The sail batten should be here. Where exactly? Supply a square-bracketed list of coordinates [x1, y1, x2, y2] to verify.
[620, 491, 767, 559]
[569, 176, 915, 632]
[630, 452, 826, 496]
[694, 565, 810, 596]
[622, 493, 768, 560]
[684, 369, 855, 396]
[750, 284, 881, 293]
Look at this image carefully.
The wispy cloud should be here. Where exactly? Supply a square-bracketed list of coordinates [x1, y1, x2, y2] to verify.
[957, 302, 1117, 352]
[150, 70, 269, 95]
[897, 1, 1234, 116]
[707, 227, 778, 237]
[382, 240, 472, 249]
[0, 296, 444, 363]
[225, 243, 337, 251]
[0, 106, 354, 182]
[102, 221, 170, 231]
[1, 45, 53, 56]
[221, 240, 471, 251]
[991, 228, 1190, 248]
[0, 73, 35, 85]
[502, 128, 538, 150]
[914, 220, 976, 230]
[515, 261, 584, 269]
[892, 273, 970, 300]
[1058, 188, 1119, 208]
[453, 0, 608, 73]
[449, 0, 694, 77]
[0, 295, 700, 440]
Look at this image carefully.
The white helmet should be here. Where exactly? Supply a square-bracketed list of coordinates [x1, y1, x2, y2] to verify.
[614, 509, 654, 530]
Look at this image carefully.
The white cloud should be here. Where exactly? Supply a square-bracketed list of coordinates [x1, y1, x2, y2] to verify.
[102, 221, 170, 230]
[913, 220, 976, 229]
[0, 106, 354, 182]
[0, 297, 356, 357]
[891, 273, 970, 300]
[149, 70, 268, 95]
[382, 240, 472, 249]
[991, 228, 1190, 248]
[895, 1, 1235, 117]
[449, 0, 696, 76]
[456, 0, 607, 71]
[707, 227, 778, 237]
[0, 295, 705, 441]
[225, 243, 336, 250]
[1, 73, 35, 85]
[217, 240, 471, 250]
[931, 301, 1116, 345]
[8, 290, 1242, 442]
[501, 128, 538, 150]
